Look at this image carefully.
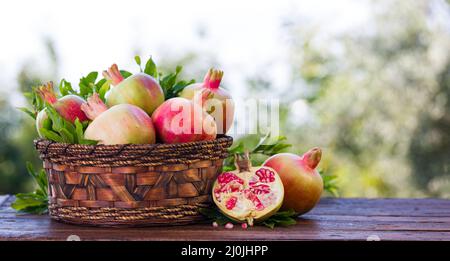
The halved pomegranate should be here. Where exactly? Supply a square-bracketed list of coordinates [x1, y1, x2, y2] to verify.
[212, 153, 284, 225]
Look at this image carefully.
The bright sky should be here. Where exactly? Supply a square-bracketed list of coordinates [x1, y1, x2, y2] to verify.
[0, 0, 370, 106]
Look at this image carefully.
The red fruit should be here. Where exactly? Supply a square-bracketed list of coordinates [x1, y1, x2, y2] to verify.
[35, 82, 88, 137]
[179, 68, 234, 134]
[212, 153, 284, 225]
[103, 64, 164, 115]
[263, 148, 323, 215]
[151, 97, 217, 144]
[81, 93, 156, 145]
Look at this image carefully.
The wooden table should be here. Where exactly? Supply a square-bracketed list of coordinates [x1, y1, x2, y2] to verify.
[1, 195, 449, 241]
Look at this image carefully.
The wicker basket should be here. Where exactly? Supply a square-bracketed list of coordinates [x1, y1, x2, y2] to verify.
[34, 135, 233, 227]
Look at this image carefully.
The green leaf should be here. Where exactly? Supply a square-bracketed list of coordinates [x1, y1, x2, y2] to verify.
[59, 79, 75, 96]
[39, 128, 64, 143]
[74, 118, 84, 144]
[74, 118, 98, 145]
[172, 79, 195, 97]
[59, 128, 75, 143]
[98, 81, 111, 101]
[134, 55, 142, 72]
[321, 171, 339, 196]
[17, 107, 36, 119]
[199, 206, 298, 228]
[120, 70, 132, 79]
[83, 72, 98, 83]
[144, 56, 157, 77]
[42, 117, 52, 130]
[135, 55, 141, 65]
[78, 72, 99, 99]
[262, 209, 298, 229]
[229, 142, 245, 154]
[199, 207, 234, 225]
[13, 163, 49, 215]
[95, 78, 107, 93]
[12, 193, 48, 214]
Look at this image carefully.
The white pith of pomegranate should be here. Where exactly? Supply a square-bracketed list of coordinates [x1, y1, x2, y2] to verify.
[212, 154, 284, 225]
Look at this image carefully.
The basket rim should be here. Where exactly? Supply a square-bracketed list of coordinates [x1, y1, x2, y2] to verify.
[35, 135, 233, 167]
[34, 134, 232, 150]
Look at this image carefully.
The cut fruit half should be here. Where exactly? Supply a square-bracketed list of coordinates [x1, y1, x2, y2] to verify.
[212, 152, 284, 225]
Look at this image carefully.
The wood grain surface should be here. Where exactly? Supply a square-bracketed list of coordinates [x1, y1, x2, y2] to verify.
[1, 196, 449, 241]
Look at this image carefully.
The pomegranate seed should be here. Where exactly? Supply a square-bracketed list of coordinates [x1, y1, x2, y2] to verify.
[256, 168, 276, 183]
[225, 196, 238, 210]
[225, 223, 234, 229]
[212, 222, 219, 228]
[241, 223, 248, 229]
[218, 172, 244, 185]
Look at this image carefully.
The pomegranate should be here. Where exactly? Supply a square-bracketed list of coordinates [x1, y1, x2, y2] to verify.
[35, 109, 49, 138]
[35, 82, 88, 137]
[263, 148, 323, 215]
[179, 68, 234, 134]
[81, 93, 156, 145]
[151, 97, 217, 144]
[103, 64, 165, 115]
[212, 153, 284, 225]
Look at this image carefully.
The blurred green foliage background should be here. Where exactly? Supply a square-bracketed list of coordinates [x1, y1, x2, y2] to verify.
[0, 0, 449, 197]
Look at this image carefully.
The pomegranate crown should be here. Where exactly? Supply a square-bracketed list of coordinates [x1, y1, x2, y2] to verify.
[302, 147, 322, 170]
[203, 68, 223, 89]
[103, 64, 124, 86]
[36, 81, 57, 104]
[80, 93, 108, 120]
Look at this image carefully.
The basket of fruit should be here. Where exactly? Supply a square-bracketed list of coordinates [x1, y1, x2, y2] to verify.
[27, 57, 235, 226]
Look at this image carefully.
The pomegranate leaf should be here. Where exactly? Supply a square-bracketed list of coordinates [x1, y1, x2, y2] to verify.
[134, 55, 142, 68]
[120, 70, 132, 79]
[159, 65, 194, 99]
[143, 56, 158, 78]
[39, 128, 64, 143]
[199, 207, 234, 225]
[74, 119, 98, 145]
[40, 105, 97, 144]
[17, 107, 36, 120]
[20, 86, 46, 119]
[12, 162, 48, 215]
[77, 71, 113, 100]
[262, 210, 297, 229]
[252, 135, 291, 155]
[199, 207, 298, 228]
[59, 79, 75, 96]
[223, 134, 291, 171]
[98, 80, 111, 102]
[321, 171, 339, 196]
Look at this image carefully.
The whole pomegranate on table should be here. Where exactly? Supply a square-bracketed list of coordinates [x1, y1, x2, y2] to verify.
[263, 147, 323, 215]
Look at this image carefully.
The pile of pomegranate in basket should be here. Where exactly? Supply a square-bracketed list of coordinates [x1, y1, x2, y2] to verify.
[32, 57, 233, 145]
[25, 56, 325, 227]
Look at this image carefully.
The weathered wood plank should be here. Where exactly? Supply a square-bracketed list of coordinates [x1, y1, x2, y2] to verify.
[0, 197, 450, 241]
[0, 195, 11, 207]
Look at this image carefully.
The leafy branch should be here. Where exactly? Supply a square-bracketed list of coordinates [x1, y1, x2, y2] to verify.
[223, 133, 339, 195]
[134, 55, 195, 99]
[199, 207, 298, 229]
[223, 133, 292, 171]
[11, 163, 48, 214]
[321, 170, 339, 196]
[37, 105, 97, 145]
